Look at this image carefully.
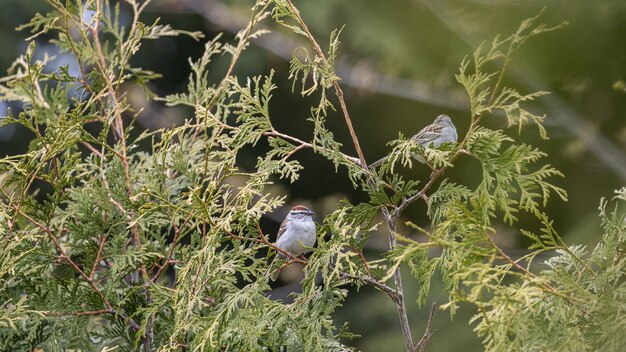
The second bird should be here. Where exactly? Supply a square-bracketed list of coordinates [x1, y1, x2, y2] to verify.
[369, 114, 458, 168]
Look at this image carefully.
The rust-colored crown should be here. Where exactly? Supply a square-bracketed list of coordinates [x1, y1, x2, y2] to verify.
[290, 205, 314, 215]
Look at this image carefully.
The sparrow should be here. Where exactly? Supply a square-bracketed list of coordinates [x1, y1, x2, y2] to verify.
[267, 205, 316, 280]
[369, 114, 458, 168]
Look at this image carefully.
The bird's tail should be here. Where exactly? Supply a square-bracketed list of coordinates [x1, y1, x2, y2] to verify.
[369, 155, 388, 168]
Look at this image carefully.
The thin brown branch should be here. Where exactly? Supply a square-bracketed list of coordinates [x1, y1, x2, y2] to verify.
[150, 210, 196, 276]
[7, 150, 49, 232]
[90, 0, 143, 255]
[348, 245, 371, 276]
[44, 309, 113, 317]
[281, 143, 306, 161]
[218, 224, 308, 265]
[33, 78, 51, 109]
[256, 223, 308, 265]
[152, 208, 191, 282]
[414, 303, 438, 352]
[339, 272, 399, 302]
[265, 129, 361, 165]
[284, 0, 368, 170]
[88, 9, 150, 345]
[398, 124, 474, 212]
[381, 206, 415, 351]
[227, 223, 309, 279]
[188, 223, 209, 313]
[63, 17, 97, 98]
[398, 192, 428, 213]
[89, 235, 107, 280]
[156, 2, 270, 185]
[79, 141, 103, 159]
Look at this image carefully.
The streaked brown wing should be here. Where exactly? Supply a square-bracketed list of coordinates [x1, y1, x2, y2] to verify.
[276, 218, 288, 241]
[412, 123, 442, 146]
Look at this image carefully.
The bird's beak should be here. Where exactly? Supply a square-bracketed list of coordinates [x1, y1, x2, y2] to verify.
[307, 211, 315, 216]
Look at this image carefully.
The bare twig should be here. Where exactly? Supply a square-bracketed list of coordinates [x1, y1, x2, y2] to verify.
[218, 223, 308, 265]
[339, 272, 399, 302]
[381, 209, 415, 351]
[79, 141, 103, 159]
[414, 303, 438, 352]
[89, 235, 107, 280]
[90, 0, 142, 253]
[281, 143, 306, 161]
[7, 150, 49, 233]
[152, 209, 187, 282]
[266, 129, 360, 165]
[258, 224, 308, 264]
[44, 309, 114, 317]
[348, 245, 371, 276]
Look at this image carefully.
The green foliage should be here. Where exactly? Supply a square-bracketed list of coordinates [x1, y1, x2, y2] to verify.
[0, 1, 622, 351]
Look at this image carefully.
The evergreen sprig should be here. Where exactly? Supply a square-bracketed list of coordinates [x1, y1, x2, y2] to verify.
[0, 1, 622, 351]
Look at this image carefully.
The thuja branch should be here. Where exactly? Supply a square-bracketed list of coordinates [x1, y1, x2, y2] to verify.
[348, 245, 371, 275]
[193, 1, 271, 162]
[87, 1, 158, 348]
[415, 303, 438, 352]
[265, 129, 360, 165]
[89, 0, 142, 251]
[9, 204, 140, 330]
[380, 211, 415, 351]
[6, 149, 49, 232]
[89, 235, 107, 280]
[281, 2, 417, 350]
[151, 208, 187, 282]
[484, 233, 577, 304]
[339, 272, 399, 302]
[284, 0, 368, 170]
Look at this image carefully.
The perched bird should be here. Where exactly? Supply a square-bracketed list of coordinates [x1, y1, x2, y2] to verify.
[369, 114, 458, 168]
[268, 205, 316, 280]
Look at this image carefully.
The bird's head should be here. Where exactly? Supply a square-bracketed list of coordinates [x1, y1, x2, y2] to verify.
[434, 114, 453, 126]
[287, 205, 314, 221]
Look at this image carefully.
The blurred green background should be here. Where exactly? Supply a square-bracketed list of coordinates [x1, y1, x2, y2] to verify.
[1, 0, 625, 350]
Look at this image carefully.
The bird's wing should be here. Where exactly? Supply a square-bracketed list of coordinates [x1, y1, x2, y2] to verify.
[412, 124, 443, 146]
[276, 218, 288, 241]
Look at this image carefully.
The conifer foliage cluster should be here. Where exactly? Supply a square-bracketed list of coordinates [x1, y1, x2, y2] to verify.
[0, 0, 624, 351]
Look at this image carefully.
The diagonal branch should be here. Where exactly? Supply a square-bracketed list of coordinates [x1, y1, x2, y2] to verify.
[414, 303, 438, 352]
[339, 272, 399, 302]
[284, 0, 368, 170]
[265, 129, 360, 165]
